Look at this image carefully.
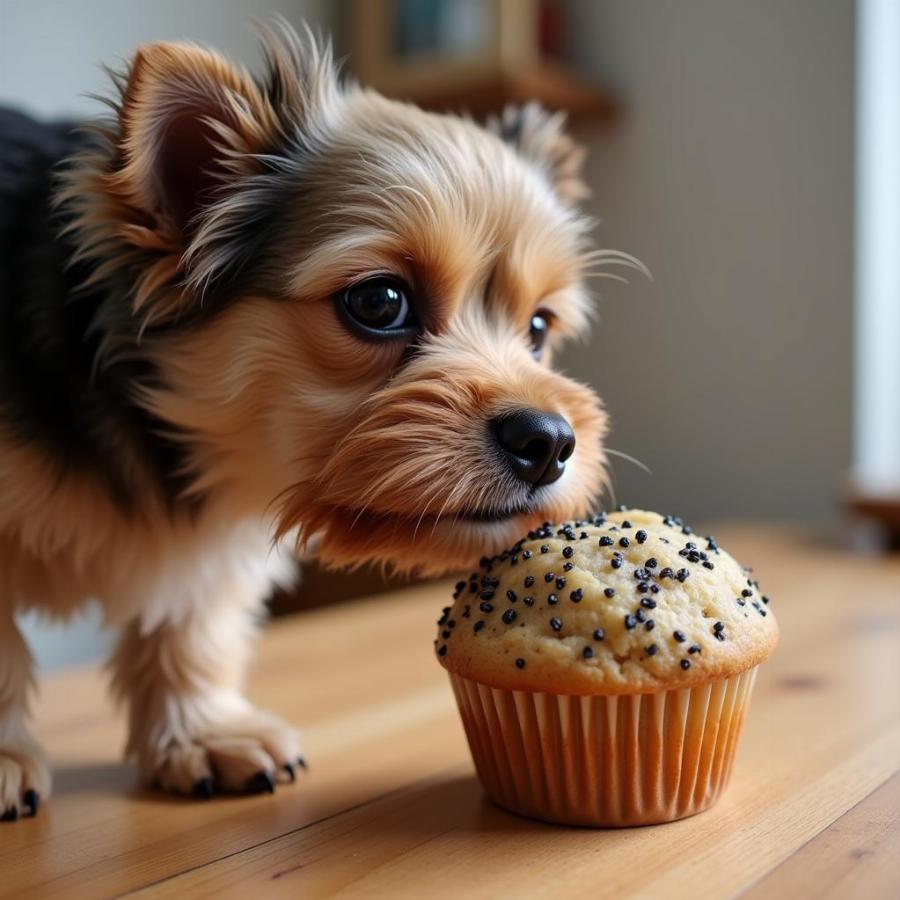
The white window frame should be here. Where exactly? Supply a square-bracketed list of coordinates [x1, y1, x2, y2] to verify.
[855, 0, 900, 495]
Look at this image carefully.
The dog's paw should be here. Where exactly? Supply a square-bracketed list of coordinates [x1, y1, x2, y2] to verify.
[144, 706, 305, 798]
[0, 742, 50, 821]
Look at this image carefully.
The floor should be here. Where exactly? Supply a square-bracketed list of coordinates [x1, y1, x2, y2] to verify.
[2, 525, 899, 899]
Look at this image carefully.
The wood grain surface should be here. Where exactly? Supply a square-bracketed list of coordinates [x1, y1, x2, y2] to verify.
[2, 526, 899, 899]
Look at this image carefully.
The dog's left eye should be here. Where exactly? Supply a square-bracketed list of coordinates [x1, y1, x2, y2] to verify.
[339, 277, 418, 339]
[529, 312, 552, 358]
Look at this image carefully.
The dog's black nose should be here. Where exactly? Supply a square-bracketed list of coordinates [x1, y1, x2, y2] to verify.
[492, 410, 576, 487]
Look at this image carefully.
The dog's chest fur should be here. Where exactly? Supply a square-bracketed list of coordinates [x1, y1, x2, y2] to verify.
[1, 485, 295, 626]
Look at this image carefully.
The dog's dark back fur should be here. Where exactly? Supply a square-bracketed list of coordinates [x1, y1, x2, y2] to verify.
[0, 107, 190, 513]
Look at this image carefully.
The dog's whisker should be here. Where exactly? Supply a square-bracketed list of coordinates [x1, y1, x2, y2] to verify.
[410, 476, 451, 541]
[604, 447, 653, 476]
[349, 502, 373, 532]
[584, 271, 632, 285]
[429, 483, 465, 538]
[581, 248, 652, 279]
[411, 492, 441, 542]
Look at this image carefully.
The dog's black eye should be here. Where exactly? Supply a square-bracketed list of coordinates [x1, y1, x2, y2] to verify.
[529, 312, 551, 357]
[339, 277, 417, 339]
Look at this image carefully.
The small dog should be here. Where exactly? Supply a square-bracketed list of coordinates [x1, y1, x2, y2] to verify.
[0, 23, 616, 819]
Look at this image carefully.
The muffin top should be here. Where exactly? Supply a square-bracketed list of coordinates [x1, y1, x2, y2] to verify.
[435, 509, 778, 694]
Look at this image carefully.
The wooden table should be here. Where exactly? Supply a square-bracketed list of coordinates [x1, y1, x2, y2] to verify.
[3, 526, 899, 899]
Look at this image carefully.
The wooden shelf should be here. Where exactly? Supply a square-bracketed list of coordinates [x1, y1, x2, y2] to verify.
[351, 0, 617, 124]
[845, 486, 900, 550]
[380, 61, 618, 122]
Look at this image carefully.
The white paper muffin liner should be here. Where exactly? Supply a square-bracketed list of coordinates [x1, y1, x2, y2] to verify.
[449, 667, 758, 827]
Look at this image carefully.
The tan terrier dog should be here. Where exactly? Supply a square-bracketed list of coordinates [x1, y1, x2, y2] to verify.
[0, 23, 629, 819]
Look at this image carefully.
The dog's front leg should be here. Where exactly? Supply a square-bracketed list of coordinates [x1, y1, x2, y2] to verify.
[0, 609, 49, 819]
[109, 588, 303, 797]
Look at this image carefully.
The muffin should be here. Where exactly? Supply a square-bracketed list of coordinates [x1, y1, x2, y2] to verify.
[435, 509, 778, 826]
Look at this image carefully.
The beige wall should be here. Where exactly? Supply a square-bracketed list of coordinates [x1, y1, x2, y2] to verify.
[0, 0, 334, 117]
[563, 0, 854, 524]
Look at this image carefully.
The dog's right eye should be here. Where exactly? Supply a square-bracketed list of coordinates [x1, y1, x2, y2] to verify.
[338, 277, 418, 340]
[529, 310, 554, 358]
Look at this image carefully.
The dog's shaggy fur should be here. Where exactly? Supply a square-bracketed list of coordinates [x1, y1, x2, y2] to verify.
[0, 23, 615, 818]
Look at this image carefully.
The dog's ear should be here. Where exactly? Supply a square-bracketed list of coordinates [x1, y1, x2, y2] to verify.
[113, 42, 278, 237]
[489, 103, 589, 205]
[101, 28, 336, 307]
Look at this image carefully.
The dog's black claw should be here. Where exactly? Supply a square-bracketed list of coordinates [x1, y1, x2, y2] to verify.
[194, 777, 214, 800]
[23, 789, 39, 816]
[296, 756, 308, 772]
[282, 763, 296, 783]
[1, 807, 17, 822]
[247, 771, 275, 794]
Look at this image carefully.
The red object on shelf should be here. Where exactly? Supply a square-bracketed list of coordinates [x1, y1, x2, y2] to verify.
[539, 0, 567, 60]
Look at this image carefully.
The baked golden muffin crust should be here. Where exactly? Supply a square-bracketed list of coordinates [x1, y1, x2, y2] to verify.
[436, 509, 779, 694]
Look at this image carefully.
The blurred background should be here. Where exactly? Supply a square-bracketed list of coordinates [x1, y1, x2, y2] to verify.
[1, 0, 896, 668]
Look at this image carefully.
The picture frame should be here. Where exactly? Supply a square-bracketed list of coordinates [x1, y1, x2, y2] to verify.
[353, 0, 540, 102]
